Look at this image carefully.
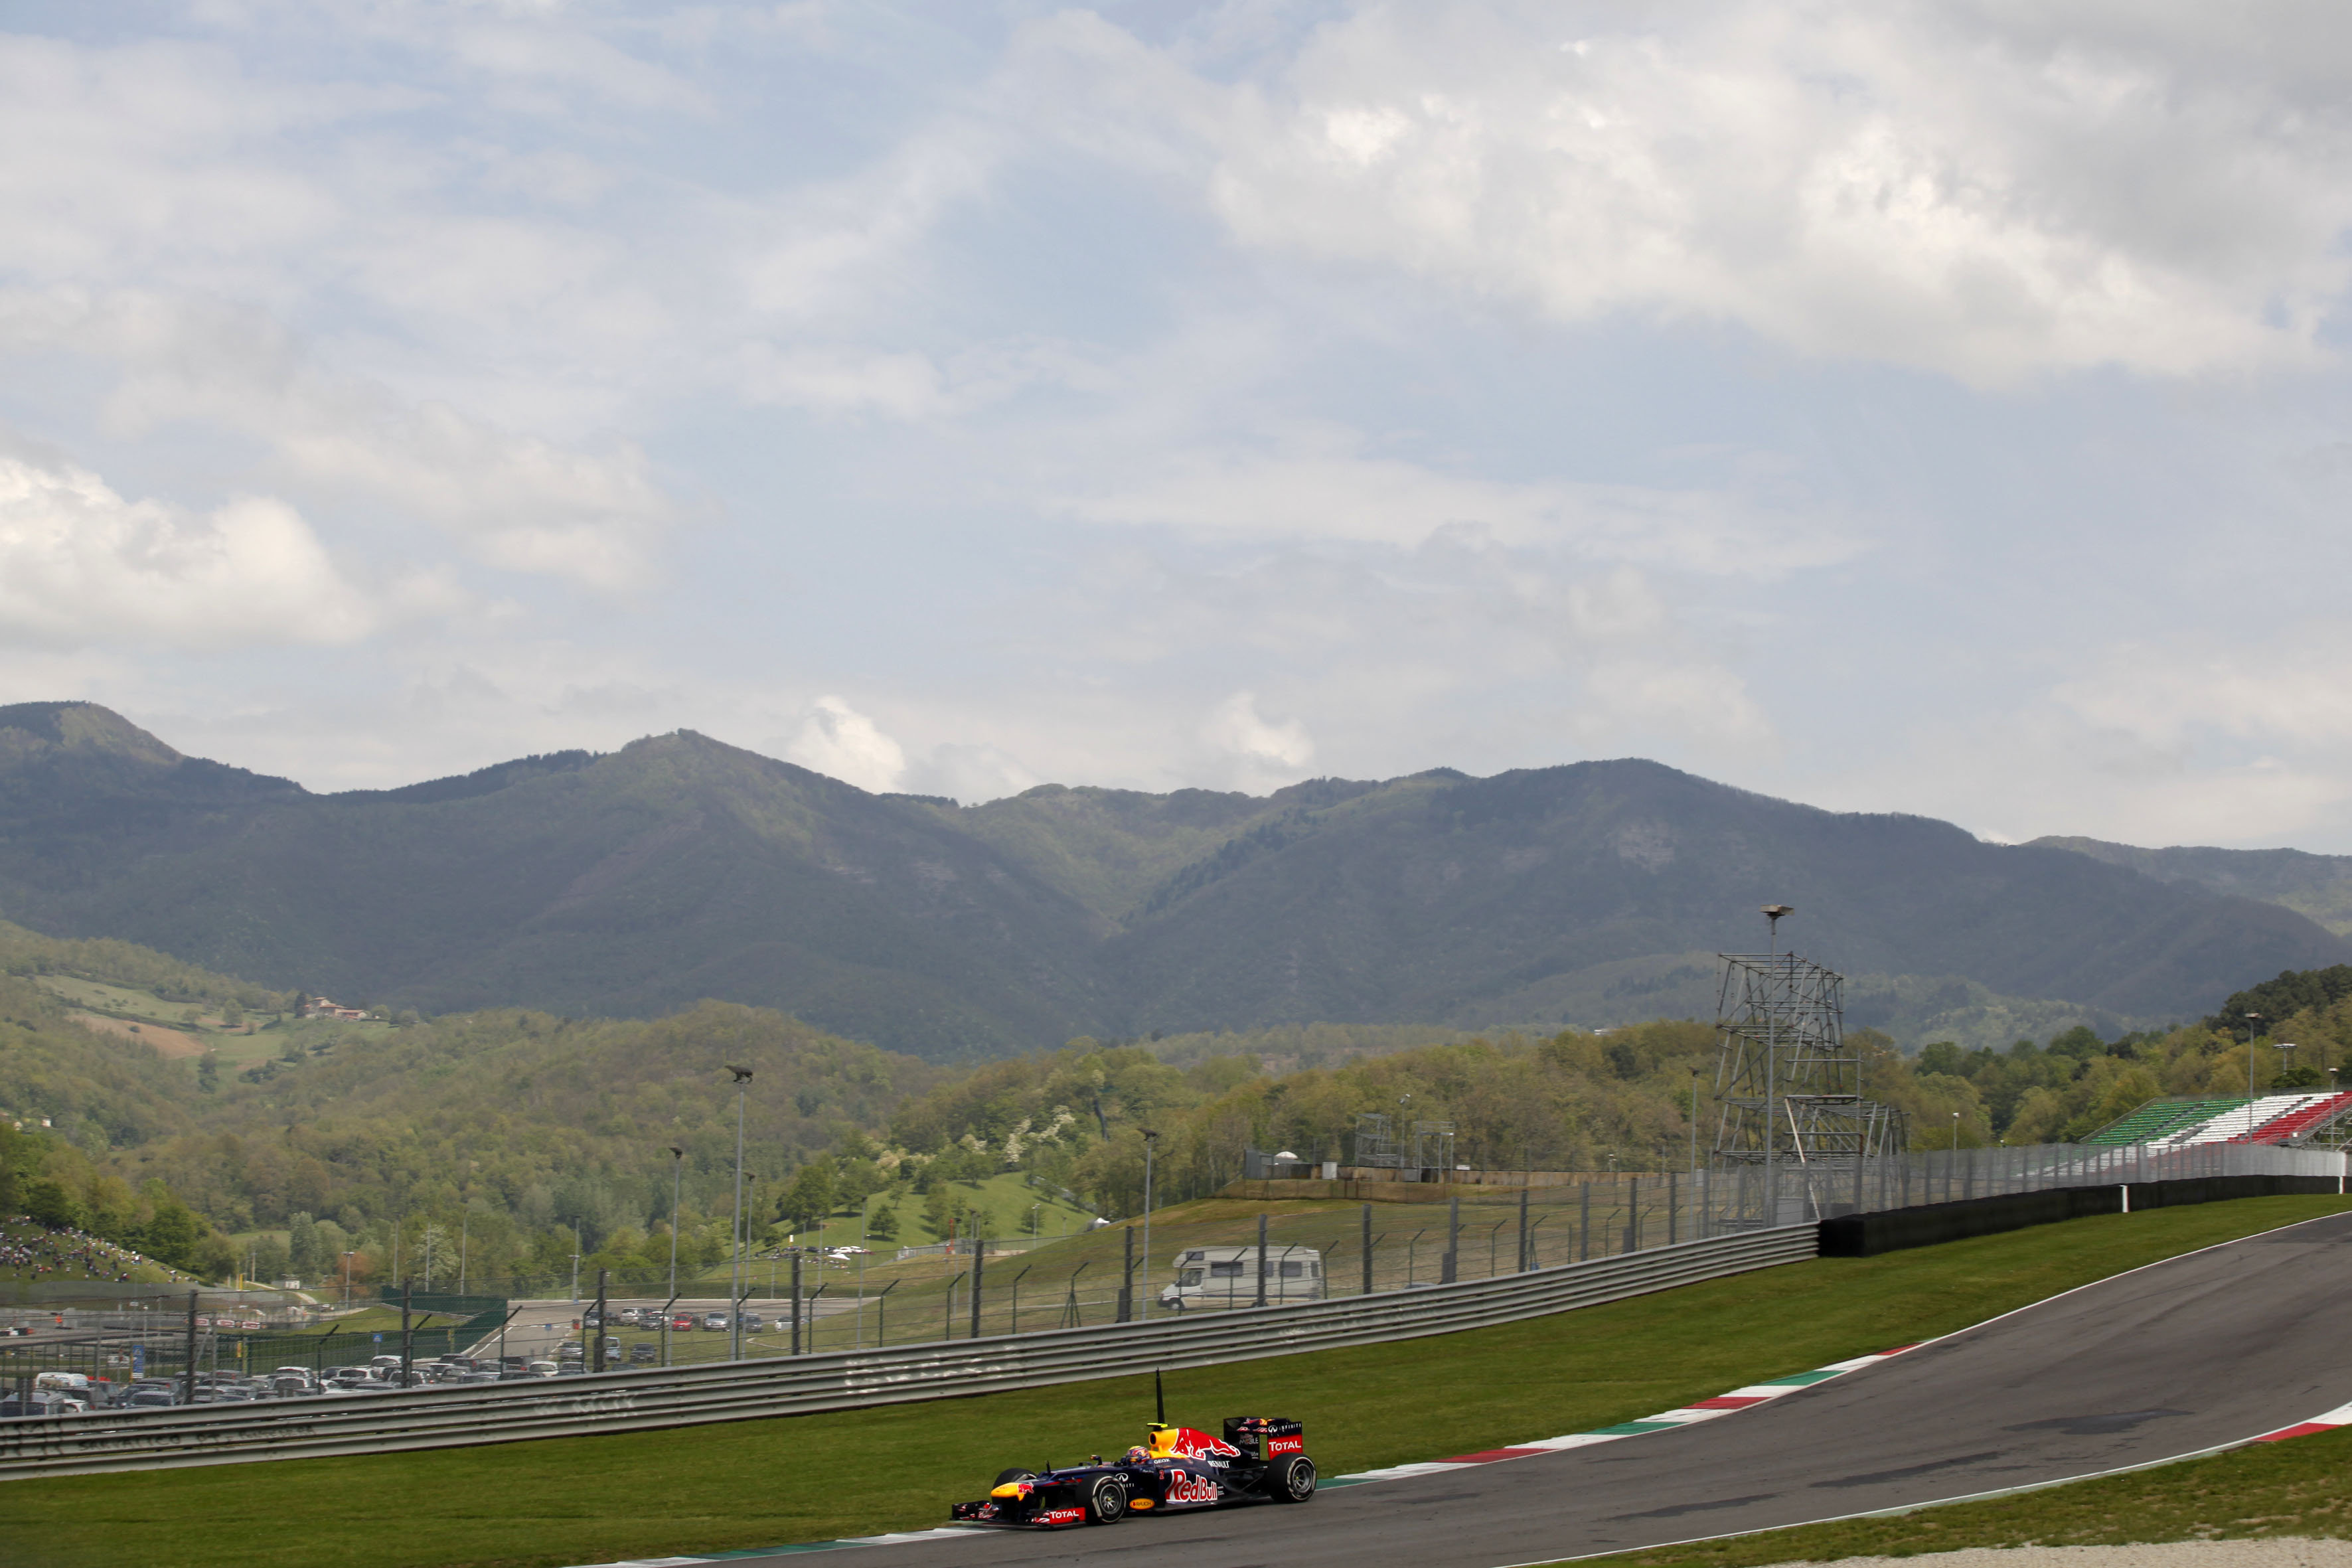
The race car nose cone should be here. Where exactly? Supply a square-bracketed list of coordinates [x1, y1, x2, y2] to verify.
[990, 1482, 1030, 1499]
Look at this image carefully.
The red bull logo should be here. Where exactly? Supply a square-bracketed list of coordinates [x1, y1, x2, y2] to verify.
[1163, 1472, 1221, 1505]
[1150, 1425, 1241, 1460]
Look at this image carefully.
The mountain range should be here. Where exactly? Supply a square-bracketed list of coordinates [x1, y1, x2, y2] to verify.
[0, 700, 2343, 1059]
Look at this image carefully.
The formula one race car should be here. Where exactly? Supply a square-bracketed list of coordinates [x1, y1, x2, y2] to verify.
[950, 1414, 1316, 1528]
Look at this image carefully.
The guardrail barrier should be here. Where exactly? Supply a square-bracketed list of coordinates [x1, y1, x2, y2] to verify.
[0, 1225, 1815, 1478]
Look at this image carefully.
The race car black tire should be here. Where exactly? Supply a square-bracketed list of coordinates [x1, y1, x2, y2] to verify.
[1267, 1455, 1316, 1502]
[1082, 1474, 1129, 1526]
[994, 1468, 1036, 1486]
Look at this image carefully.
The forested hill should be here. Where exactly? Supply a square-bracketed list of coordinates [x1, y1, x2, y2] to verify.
[2033, 835, 2352, 937]
[0, 700, 2342, 1058]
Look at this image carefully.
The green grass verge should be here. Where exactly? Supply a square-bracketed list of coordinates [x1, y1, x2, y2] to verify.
[1571, 1423, 2352, 1567]
[10, 1196, 2349, 1568]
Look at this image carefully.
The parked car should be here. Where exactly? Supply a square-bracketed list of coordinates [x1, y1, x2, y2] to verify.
[702, 1312, 729, 1331]
[123, 1389, 179, 1408]
[740, 1312, 765, 1332]
[629, 1343, 659, 1364]
[617, 1307, 643, 1327]
[460, 1370, 503, 1384]
[672, 1312, 696, 1332]
[526, 1360, 560, 1377]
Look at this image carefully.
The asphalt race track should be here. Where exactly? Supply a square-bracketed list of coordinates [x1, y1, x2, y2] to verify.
[722, 1211, 2352, 1568]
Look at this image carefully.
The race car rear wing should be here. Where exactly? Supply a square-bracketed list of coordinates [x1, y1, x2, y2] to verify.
[1222, 1417, 1304, 1461]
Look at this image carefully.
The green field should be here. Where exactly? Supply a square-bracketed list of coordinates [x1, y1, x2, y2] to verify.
[37, 974, 389, 1067]
[9, 1194, 2351, 1568]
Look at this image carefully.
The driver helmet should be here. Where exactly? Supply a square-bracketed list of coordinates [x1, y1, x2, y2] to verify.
[1125, 1446, 1150, 1464]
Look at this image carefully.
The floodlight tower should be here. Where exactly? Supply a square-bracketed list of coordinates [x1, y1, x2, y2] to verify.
[1711, 903, 1902, 1227]
[724, 1065, 754, 1360]
[1761, 904, 1790, 1208]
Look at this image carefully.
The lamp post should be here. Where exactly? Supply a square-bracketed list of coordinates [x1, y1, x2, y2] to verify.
[1138, 1129, 1158, 1318]
[1950, 1110, 1960, 1151]
[341, 1251, 355, 1309]
[2246, 1013, 2264, 1131]
[724, 1065, 754, 1362]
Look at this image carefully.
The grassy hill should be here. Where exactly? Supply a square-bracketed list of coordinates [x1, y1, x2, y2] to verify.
[0, 702, 2341, 1059]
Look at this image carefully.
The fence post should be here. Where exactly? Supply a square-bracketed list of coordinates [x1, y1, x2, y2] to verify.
[1361, 1204, 1373, 1296]
[181, 1290, 197, 1408]
[1624, 1178, 1640, 1254]
[1255, 1215, 1269, 1308]
[1517, 1187, 1530, 1271]
[400, 1280, 413, 1387]
[970, 1240, 986, 1340]
[1579, 1182, 1591, 1261]
[1118, 1227, 1134, 1324]
[791, 1251, 803, 1355]
[1668, 1170, 1678, 1244]
[1441, 1198, 1459, 1284]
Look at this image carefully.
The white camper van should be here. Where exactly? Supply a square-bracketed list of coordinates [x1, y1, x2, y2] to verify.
[1158, 1245, 1325, 1310]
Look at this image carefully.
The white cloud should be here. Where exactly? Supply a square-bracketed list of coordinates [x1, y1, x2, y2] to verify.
[902, 742, 1041, 805]
[740, 343, 948, 420]
[1058, 438, 1859, 572]
[0, 289, 677, 591]
[785, 694, 907, 793]
[1205, 689, 1314, 769]
[0, 447, 370, 649]
[1204, 2, 2352, 384]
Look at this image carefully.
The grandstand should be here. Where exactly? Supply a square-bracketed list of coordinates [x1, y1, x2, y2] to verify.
[2080, 1097, 2246, 1146]
[2082, 1091, 2352, 1148]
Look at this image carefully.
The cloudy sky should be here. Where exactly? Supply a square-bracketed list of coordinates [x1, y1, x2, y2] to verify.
[7, 2, 2352, 849]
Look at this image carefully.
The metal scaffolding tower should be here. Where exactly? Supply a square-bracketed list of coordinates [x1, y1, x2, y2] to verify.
[1711, 905, 1905, 1227]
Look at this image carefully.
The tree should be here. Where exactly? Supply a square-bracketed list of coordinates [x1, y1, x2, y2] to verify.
[0, 1122, 23, 1216]
[287, 1212, 324, 1277]
[139, 1196, 203, 1269]
[781, 1159, 837, 1235]
[921, 1183, 957, 1241]
[25, 1178, 83, 1230]
[196, 1054, 219, 1094]
[866, 1202, 900, 1241]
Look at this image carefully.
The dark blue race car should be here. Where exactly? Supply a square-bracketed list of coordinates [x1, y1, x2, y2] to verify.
[951, 1416, 1316, 1528]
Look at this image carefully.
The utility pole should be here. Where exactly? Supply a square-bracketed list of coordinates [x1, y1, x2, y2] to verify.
[725, 1066, 754, 1361]
[400, 1279, 413, 1388]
